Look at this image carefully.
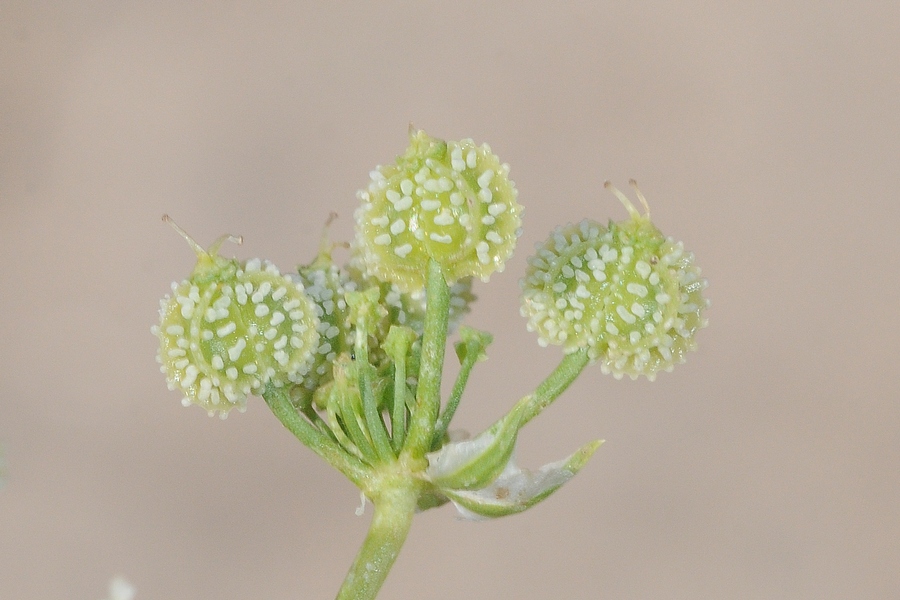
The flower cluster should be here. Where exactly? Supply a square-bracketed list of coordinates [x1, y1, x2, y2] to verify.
[520, 181, 708, 379]
[152, 218, 319, 417]
[354, 129, 522, 292]
[152, 128, 709, 599]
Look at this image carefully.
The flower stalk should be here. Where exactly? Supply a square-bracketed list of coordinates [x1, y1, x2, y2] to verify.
[335, 470, 423, 600]
[402, 258, 450, 462]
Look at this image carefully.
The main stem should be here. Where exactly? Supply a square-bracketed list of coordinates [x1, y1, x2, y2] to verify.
[337, 260, 450, 598]
[335, 478, 420, 600]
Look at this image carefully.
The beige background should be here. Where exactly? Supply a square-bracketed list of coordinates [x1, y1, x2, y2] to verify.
[2, 2, 898, 599]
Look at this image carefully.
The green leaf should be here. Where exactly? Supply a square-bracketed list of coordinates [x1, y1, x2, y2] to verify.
[442, 439, 602, 520]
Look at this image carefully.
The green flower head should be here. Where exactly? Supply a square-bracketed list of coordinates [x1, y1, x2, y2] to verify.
[355, 128, 522, 292]
[153, 217, 320, 417]
[292, 256, 358, 396]
[520, 182, 708, 380]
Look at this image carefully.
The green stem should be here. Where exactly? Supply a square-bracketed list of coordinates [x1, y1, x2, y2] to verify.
[431, 340, 483, 450]
[390, 360, 408, 452]
[325, 396, 367, 463]
[335, 477, 420, 600]
[402, 259, 450, 460]
[298, 400, 331, 435]
[355, 326, 395, 463]
[262, 384, 370, 488]
[340, 389, 379, 465]
[520, 349, 590, 425]
[383, 326, 417, 453]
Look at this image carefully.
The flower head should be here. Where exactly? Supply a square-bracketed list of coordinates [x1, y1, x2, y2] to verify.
[292, 256, 358, 397]
[153, 217, 320, 417]
[520, 182, 708, 379]
[355, 128, 522, 292]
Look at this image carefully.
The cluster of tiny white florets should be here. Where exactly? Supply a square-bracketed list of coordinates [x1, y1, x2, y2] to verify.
[154, 256, 319, 417]
[348, 241, 476, 334]
[291, 262, 357, 392]
[396, 278, 476, 334]
[520, 183, 708, 380]
[355, 129, 522, 293]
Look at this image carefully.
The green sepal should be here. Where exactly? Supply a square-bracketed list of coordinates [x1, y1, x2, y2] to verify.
[425, 399, 528, 491]
[454, 326, 493, 365]
[441, 439, 602, 520]
[346, 287, 386, 330]
[383, 325, 418, 363]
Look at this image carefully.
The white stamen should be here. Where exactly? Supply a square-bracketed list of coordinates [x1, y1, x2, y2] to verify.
[429, 232, 453, 244]
[433, 212, 455, 226]
[182, 365, 199, 387]
[635, 260, 652, 279]
[228, 338, 247, 361]
[390, 219, 406, 235]
[216, 322, 237, 337]
[617, 305, 637, 324]
[626, 283, 649, 298]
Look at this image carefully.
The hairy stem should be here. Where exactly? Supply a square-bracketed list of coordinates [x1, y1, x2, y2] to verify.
[402, 259, 450, 460]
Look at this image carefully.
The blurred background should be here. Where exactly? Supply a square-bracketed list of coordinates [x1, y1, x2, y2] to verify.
[2, 2, 898, 598]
